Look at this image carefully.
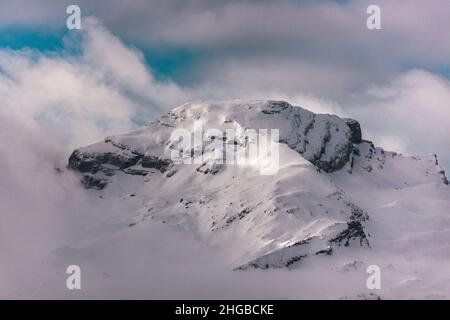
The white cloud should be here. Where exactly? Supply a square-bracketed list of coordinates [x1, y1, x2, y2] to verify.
[0, 17, 191, 296]
[342, 70, 450, 169]
[1, 0, 450, 99]
[0, 17, 190, 150]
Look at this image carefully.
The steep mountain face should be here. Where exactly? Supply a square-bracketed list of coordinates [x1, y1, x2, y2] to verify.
[67, 100, 449, 270]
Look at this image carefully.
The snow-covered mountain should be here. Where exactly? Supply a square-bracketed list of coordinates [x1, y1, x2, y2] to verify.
[67, 100, 450, 274]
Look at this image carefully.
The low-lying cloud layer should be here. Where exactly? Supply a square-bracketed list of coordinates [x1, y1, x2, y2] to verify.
[0, 18, 188, 296]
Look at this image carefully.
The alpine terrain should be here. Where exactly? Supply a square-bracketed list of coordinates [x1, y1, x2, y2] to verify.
[62, 100, 450, 299]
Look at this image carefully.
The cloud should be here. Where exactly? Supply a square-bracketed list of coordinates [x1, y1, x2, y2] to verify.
[0, 116, 88, 296]
[340, 70, 450, 170]
[0, 17, 190, 149]
[2, 0, 449, 100]
[0, 17, 191, 297]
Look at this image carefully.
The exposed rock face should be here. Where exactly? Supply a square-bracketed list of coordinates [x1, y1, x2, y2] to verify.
[68, 149, 142, 175]
[344, 118, 363, 144]
[141, 155, 172, 173]
[259, 101, 356, 172]
[329, 203, 370, 248]
[68, 146, 172, 189]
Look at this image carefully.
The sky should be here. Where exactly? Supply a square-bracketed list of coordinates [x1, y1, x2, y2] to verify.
[1, 0, 449, 170]
[1, 0, 450, 298]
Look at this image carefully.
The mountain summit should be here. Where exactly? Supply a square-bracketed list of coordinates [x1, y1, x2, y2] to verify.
[68, 100, 449, 270]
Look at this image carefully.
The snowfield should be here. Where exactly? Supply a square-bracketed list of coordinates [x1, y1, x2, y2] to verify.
[3, 100, 450, 299]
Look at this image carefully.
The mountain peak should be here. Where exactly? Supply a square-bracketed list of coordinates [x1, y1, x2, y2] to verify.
[69, 100, 364, 185]
[67, 100, 448, 270]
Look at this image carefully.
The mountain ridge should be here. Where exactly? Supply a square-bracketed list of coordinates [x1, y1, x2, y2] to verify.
[67, 100, 449, 270]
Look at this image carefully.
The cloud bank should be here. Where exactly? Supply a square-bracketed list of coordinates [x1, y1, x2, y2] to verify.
[1, 0, 449, 98]
[0, 18, 191, 149]
[0, 17, 189, 297]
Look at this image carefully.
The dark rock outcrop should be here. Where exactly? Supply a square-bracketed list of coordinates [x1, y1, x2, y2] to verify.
[344, 118, 363, 144]
[259, 101, 360, 173]
[68, 149, 142, 175]
[68, 148, 172, 189]
[141, 155, 172, 173]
